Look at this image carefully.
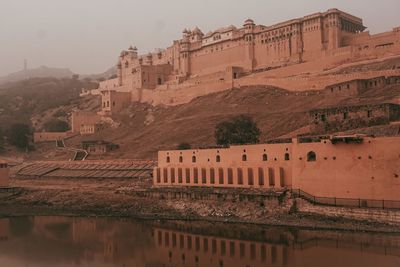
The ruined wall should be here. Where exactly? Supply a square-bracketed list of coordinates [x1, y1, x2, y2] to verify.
[309, 104, 399, 133]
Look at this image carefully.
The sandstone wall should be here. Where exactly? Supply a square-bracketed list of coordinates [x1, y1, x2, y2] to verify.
[155, 136, 400, 202]
[297, 198, 400, 225]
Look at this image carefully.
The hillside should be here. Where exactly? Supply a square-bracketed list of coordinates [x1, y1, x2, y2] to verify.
[63, 84, 400, 160]
[0, 56, 399, 162]
[0, 77, 99, 127]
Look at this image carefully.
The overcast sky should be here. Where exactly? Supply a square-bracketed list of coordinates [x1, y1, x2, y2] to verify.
[0, 0, 399, 76]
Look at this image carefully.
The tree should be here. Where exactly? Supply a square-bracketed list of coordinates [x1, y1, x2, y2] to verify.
[8, 123, 31, 149]
[177, 142, 191, 150]
[215, 115, 261, 145]
[43, 119, 69, 132]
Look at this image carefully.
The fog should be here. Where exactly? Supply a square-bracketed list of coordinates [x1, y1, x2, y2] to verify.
[0, 0, 399, 76]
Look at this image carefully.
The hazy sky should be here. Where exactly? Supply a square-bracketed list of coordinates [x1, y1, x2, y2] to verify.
[0, 0, 399, 76]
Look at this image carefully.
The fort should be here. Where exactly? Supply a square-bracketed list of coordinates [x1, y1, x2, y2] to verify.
[87, 8, 400, 110]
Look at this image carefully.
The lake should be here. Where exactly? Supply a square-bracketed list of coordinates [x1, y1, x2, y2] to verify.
[0, 216, 399, 267]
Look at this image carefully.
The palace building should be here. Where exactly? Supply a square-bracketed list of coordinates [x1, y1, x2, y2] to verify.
[94, 8, 400, 110]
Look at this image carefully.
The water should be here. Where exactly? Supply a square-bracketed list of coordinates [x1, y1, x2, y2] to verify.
[0, 216, 399, 267]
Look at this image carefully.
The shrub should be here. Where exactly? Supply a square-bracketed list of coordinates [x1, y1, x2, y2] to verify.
[43, 119, 69, 132]
[8, 123, 31, 149]
[177, 142, 191, 150]
[215, 115, 261, 145]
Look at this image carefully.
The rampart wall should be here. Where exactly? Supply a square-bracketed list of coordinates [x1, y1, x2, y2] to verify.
[154, 136, 400, 201]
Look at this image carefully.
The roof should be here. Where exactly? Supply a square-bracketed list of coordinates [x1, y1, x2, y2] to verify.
[244, 19, 255, 25]
[204, 25, 237, 38]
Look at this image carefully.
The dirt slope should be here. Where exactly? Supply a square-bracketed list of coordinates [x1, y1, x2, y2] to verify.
[63, 84, 399, 160]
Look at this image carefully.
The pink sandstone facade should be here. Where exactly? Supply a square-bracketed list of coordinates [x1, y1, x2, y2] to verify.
[154, 135, 400, 202]
[71, 111, 102, 134]
[94, 8, 400, 110]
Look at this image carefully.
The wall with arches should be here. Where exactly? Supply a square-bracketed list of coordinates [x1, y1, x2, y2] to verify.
[154, 136, 400, 201]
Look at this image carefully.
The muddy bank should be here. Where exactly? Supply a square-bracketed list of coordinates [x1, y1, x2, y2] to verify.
[1, 177, 399, 233]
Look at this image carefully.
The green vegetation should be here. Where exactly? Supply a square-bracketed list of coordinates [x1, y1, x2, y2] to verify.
[0, 77, 98, 126]
[215, 115, 261, 145]
[43, 119, 69, 132]
[177, 142, 192, 150]
[8, 123, 31, 150]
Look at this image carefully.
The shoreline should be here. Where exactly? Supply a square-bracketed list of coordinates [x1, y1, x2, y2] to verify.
[2, 177, 400, 234]
[1, 198, 399, 235]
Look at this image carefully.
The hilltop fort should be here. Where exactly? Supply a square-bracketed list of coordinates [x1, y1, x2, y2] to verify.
[81, 8, 400, 112]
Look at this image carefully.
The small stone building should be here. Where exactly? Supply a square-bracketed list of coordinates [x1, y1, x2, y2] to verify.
[100, 90, 131, 115]
[82, 140, 119, 155]
[71, 111, 102, 134]
[0, 160, 10, 187]
[309, 103, 400, 133]
[325, 76, 388, 97]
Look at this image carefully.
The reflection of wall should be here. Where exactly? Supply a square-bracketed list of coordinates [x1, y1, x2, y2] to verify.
[152, 226, 400, 267]
[153, 228, 291, 267]
[1, 216, 400, 267]
[0, 219, 9, 242]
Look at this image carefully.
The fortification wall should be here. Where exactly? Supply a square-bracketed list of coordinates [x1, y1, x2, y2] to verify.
[291, 137, 400, 200]
[154, 136, 400, 202]
[33, 132, 76, 143]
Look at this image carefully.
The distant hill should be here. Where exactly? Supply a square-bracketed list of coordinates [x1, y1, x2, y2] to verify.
[81, 65, 117, 81]
[0, 65, 117, 85]
[0, 77, 99, 127]
[0, 66, 75, 85]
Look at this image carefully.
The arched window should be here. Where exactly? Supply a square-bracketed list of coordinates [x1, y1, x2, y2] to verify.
[307, 151, 317, 162]
[262, 154, 268, 161]
[166, 156, 170, 163]
[192, 156, 196, 163]
[216, 155, 221, 162]
[242, 154, 247, 161]
[284, 153, 290, 161]
[179, 156, 183, 163]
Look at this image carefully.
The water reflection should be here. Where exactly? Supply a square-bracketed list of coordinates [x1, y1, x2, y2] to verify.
[0, 217, 399, 267]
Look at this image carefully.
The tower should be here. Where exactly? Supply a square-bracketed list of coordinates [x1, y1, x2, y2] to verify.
[243, 19, 256, 71]
[180, 29, 191, 76]
[327, 11, 341, 50]
[23, 59, 27, 71]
